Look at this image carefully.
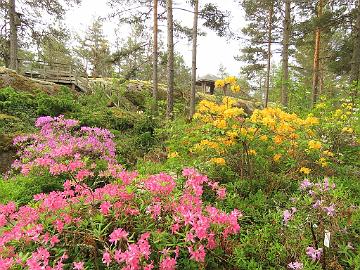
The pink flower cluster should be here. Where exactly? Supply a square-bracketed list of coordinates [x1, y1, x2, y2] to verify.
[0, 117, 239, 269]
[299, 178, 337, 217]
[12, 115, 116, 183]
[306, 246, 323, 261]
[0, 167, 239, 269]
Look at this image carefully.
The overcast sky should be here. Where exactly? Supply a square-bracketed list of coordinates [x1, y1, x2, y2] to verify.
[65, 0, 246, 77]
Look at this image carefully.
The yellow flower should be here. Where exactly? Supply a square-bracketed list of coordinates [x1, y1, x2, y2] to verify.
[227, 131, 238, 139]
[299, 167, 311, 174]
[210, 157, 226, 166]
[315, 103, 326, 109]
[213, 119, 227, 129]
[323, 150, 334, 157]
[308, 140, 322, 150]
[248, 149, 257, 156]
[334, 109, 342, 118]
[304, 116, 319, 126]
[215, 80, 225, 88]
[240, 128, 248, 136]
[273, 153, 282, 162]
[168, 152, 179, 158]
[318, 157, 328, 167]
[289, 133, 299, 140]
[342, 127, 354, 133]
[260, 135, 268, 141]
[225, 76, 237, 85]
[230, 85, 241, 93]
[273, 135, 283, 145]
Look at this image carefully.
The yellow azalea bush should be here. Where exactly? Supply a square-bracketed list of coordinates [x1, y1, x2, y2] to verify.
[312, 99, 359, 167]
[215, 76, 241, 93]
[167, 98, 337, 179]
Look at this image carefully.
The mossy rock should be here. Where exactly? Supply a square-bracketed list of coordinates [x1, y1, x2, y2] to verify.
[0, 67, 60, 94]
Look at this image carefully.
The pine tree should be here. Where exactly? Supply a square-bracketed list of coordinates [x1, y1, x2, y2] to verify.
[76, 18, 112, 78]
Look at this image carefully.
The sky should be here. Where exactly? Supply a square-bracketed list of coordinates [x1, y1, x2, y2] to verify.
[65, 0, 246, 77]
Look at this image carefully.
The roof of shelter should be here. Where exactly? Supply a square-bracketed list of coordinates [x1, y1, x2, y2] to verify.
[196, 74, 220, 82]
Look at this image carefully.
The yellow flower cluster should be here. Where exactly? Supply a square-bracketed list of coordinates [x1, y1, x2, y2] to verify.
[215, 76, 241, 93]
[181, 99, 337, 175]
[308, 140, 322, 150]
[210, 157, 226, 165]
[168, 152, 179, 158]
[299, 167, 311, 174]
[193, 98, 245, 127]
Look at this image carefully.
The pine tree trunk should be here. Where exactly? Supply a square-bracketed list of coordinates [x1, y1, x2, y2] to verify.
[189, 0, 199, 118]
[264, 4, 273, 108]
[152, 0, 159, 112]
[9, 0, 18, 71]
[281, 0, 290, 107]
[166, 0, 174, 119]
[350, 0, 360, 99]
[312, 0, 324, 106]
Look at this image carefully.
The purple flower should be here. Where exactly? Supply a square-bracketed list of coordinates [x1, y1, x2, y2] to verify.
[324, 204, 335, 216]
[312, 200, 323, 209]
[300, 179, 313, 190]
[288, 261, 303, 269]
[306, 246, 322, 261]
[283, 208, 296, 225]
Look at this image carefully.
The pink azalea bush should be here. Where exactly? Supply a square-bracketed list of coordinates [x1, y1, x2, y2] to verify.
[0, 116, 241, 269]
[12, 115, 117, 186]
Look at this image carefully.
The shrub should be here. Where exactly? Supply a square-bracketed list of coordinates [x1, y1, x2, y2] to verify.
[0, 116, 242, 269]
[281, 177, 360, 269]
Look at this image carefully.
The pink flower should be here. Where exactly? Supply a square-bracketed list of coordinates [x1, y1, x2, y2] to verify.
[109, 228, 128, 244]
[216, 188, 226, 199]
[324, 204, 335, 216]
[306, 246, 322, 261]
[50, 235, 60, 246]
[102, 251, 111, 266]
[300, 179, 312, 190]
[288, 261, 303, 269]
[188, 245, 206, 262]
[159, 257, 176, 270]
[73, 261, 84, 270]
[100, 201, 112, 215]
[283, 208, 296, 225]
[144, 173, 176, 195]
[0, 258, 13, 270]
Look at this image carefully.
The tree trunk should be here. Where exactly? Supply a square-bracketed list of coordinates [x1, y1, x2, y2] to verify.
[9, 0, 18, 71]
[189, 0, 199, 118]
[152, 0, 159, 112]
[281, 0, 290, 107]
[264, 4, 273, 108]
[312, 0, 324, 106]
[350, 0, 360, 99]
[166, 0, 174, 119]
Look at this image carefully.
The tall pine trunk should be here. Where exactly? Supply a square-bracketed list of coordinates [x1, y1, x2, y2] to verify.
[264, 4, 273, 108]
[312, 0, 324, 106]
[281, 0, 291, 107]
[152, 0, 159, 112]
[9, 0, 18, 71]
[166, 0, 174, 119]
[189, 0, 199, 118]
[350, 0, 360, 99]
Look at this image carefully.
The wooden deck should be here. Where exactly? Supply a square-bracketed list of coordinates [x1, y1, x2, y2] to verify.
[18, 60, 89, 92]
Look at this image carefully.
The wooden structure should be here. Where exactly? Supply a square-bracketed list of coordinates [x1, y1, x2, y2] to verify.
[18, 59, 89, 92]
[196, 74, 219, 95]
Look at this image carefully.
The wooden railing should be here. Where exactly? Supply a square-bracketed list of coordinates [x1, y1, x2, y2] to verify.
[17, 59, 89, 92]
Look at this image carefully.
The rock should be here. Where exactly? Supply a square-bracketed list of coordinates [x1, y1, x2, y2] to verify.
[0, 67, 60, 94]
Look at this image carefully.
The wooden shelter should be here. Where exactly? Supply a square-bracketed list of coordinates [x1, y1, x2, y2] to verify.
[196, 74, 220, 95]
